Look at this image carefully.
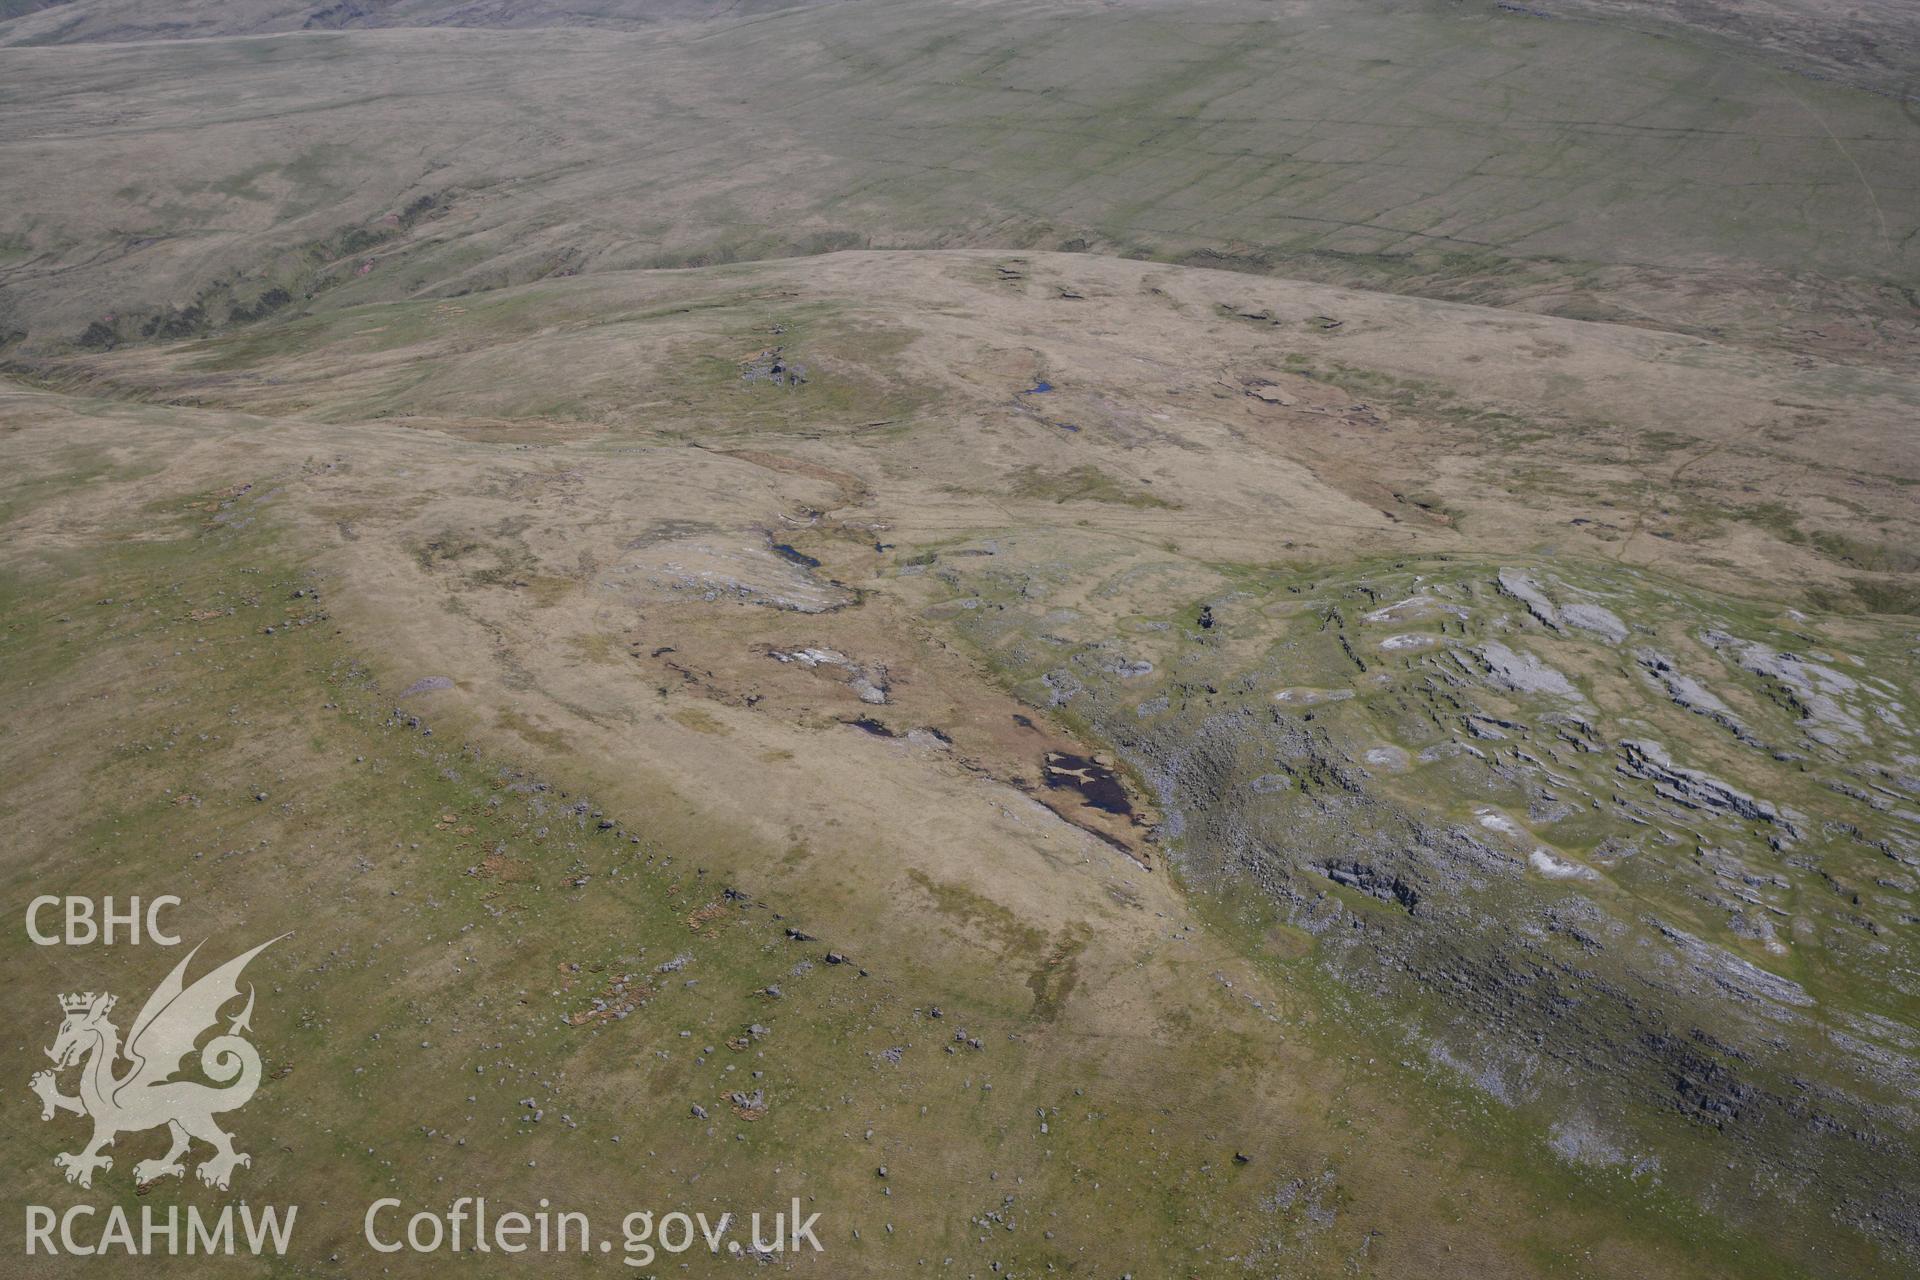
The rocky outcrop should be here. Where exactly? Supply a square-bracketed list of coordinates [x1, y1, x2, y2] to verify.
[1616, 739, 1798, 840]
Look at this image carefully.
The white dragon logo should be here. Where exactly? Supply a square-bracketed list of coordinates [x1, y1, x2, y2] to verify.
[29, 936, 283, 1191]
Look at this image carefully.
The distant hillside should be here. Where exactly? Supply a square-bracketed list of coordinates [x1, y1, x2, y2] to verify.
[9, 0, 1917, 101]
[1556, 0, 1920, 96]
[1, 0, 1914, 367]
[0, 0, 813, 46]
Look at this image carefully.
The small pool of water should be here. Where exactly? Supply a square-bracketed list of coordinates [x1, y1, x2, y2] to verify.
[771, 543, 821, 568]
[1043, 751, 1133, 816]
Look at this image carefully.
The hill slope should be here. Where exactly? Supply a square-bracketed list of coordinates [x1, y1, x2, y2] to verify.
[1, 0, 1914, 363]
[5, 249, 1918, 1275]
[1, 4, 1916, 1277]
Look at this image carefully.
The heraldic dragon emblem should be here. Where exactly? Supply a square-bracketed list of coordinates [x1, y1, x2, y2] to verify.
[29, 936, 283, 1191]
